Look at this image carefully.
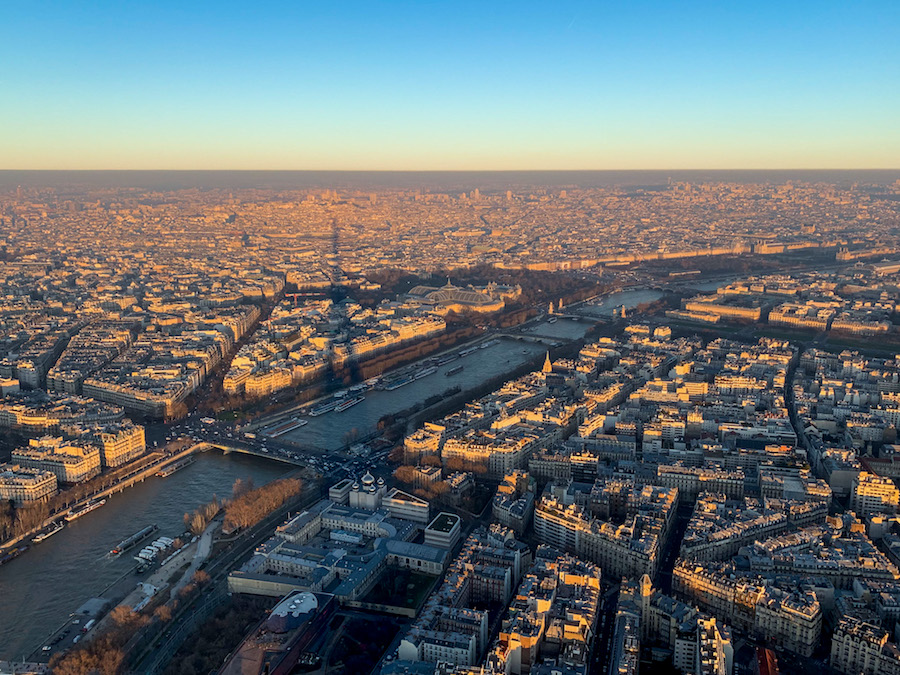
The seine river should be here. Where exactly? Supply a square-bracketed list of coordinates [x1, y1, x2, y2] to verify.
[0, 452, 291, 660]
[280, 336, 555, 450]
[577, 289, 666, 316]
[279, 289, 698, 450]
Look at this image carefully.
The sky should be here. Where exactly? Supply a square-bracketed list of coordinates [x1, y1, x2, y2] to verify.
[1, 1, 898, 170]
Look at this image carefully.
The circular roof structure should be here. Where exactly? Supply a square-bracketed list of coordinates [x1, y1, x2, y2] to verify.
[267, 592, 319, 634]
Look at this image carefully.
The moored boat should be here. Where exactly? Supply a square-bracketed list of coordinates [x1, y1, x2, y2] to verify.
[334, 395, 364, 412]
[33, 522, 65, 543]
[0, 545, 28, 566]
[156, 456, 194, 478]
[110, 524, 158, 557]
[308, 400, 338, 416]
[264, 418, 309, 438]
[64, 499, 107, 523]
[383, 374, 414, 391]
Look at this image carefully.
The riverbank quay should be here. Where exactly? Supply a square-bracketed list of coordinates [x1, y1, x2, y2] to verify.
[0, 444, 210, 556]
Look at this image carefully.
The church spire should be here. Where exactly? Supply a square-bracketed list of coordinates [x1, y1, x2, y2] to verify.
[542, 351, 553, 374]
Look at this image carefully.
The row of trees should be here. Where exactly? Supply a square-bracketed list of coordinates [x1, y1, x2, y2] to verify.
[222, 478, 302, 534]
[162, 595, 277, 675]
[184, 495, 222, 536]
[50, 606, 149, 675]
[183, 475, 303, 538]
[443, 457, 489, 475]
[0, 499, 51, 541]
[0, 451, 166, 547]
[51, 568, 214, 675]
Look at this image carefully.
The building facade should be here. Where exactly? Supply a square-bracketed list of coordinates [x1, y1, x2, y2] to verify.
[0, 464, 58, 504]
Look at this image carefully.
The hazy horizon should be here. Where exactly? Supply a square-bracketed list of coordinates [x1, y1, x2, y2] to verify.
[2, 169, 898, 193]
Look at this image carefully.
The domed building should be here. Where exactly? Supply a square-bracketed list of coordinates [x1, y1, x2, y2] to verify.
[405, 280, 521, 315]
[349, 470, 387, 510]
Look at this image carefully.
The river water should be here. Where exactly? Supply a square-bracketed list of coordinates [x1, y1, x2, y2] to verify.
[688, 279, 732, 292]
[0, 451, 291, 660]
[527, 318, 592, 340]
[575, 282, 730, 319]
[577, 289, 666, 317]
[279, 337, 550, 450]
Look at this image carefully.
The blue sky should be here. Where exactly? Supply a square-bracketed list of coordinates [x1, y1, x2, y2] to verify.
[1, 1, 897, 169]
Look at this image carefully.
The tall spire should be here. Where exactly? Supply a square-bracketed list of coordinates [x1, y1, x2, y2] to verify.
[542, 351, 553, 374]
